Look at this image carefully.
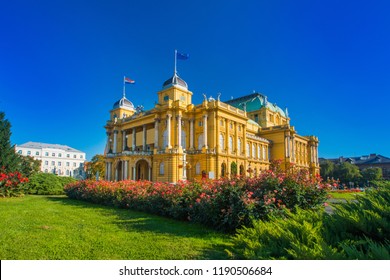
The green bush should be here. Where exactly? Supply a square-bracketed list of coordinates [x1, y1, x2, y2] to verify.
[229, 186, 390, 259]
[26, 173, 77, 195]
[228, 208, 338, 259]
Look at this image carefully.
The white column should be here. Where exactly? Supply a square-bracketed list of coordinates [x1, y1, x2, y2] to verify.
[124, 161, 128, 179]
[203, 114, 208, 148]
[122, 130, 126, 151]
[190, 119, 194, 149]
[113, 130, 118, 153]
[108, 162, 112, 181]
[167, 114, 172, 148]
[132, 127, 136, 150]
[154, 119, 159, 149]
[143, 125, 147, 151]
[177, 115, 182, 148]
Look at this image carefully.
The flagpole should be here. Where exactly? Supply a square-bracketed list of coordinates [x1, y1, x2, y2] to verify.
[123, 76, 126, 98]
[174, 49, 177, 75]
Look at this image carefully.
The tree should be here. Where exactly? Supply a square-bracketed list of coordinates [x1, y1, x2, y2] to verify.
[0, 112, 21, 172]
[361, 167, 383, 182]
[333, 162, 362, 184]
[85, 154, 106, 180]
[18, 155, 41, 178]
[320, 160, 335, 180]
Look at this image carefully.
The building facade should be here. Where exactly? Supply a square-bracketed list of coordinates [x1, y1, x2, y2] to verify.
[15, 142, 86, 178]
[105, 73, 319, 182]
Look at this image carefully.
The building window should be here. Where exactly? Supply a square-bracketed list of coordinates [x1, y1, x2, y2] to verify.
[254, 114, 259, 123]
[67, 154, 70, 158]
[197, 134, 204, 150]
[252, 144, 256, 159]
[27, 151, 31, 155]
[58, 153, 62, 157]
[51, 161, 55, 166]
[18, 150, 22, 154]
[45, 161, 48, 165]
[258, 146, 261, 159]
[73, 163, 76, 167]
[247, 143, 250, 157]
[198, 121, 203, 127]
[163, 129, 168, 148]
[263, 146, 267, 160]
[181, 130, 186, 148]
[35, 151, 39, 156]
[58, 162, 62, 166]
[238, 138, 242, 154]
[45, 152, 49, 156]
[219, 133, 224, 150]
[229, 136, 233, 153]
[159, 162, 164, 175]
[195, 162, 201, 175]
[73, 155, 76, 158]
[66, 170, 69, 175]
[52, 153, 55, 156]
[80, 155, 83, 159]
[66, 162, 70, 167]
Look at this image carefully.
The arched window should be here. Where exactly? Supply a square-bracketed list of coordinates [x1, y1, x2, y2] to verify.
[197, 134, 204, 150]
[252, 144, 256, 159]
[221, 163, 226, 177]
[246, 143, 250, 157]
[159, 162, 165, 175]
[238, 138, 242, 154]
[219, 133, 224, 150]
[195, 162, 201, 175]
[258, 145, 261, 159]
[229, 136, 233, 153]
[263, 146, 267, 160]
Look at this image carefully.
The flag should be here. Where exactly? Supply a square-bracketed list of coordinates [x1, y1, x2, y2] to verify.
[176, 52, 189, 60]
[124, 77, 135, 84]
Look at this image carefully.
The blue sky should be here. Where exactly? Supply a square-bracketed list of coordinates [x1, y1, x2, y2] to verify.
[1, 0, 389, 161]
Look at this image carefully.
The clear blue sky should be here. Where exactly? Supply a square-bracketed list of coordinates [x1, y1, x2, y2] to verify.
[1, 0, 389, 161]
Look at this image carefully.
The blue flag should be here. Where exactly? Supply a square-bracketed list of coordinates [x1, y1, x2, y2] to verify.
[176, 52, 189, 60]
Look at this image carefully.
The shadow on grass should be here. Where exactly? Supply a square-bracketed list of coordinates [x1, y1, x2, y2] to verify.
[44, 196, 231, 260]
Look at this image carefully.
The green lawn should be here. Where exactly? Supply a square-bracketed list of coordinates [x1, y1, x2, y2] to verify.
[328, 191, 365, 200]
[0, 195, 231, 260]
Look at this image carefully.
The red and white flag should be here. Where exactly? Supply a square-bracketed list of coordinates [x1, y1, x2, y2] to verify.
[124, 77, 135, 84]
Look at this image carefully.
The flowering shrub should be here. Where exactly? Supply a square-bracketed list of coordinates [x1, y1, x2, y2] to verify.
[0, 171, 29, 197]
[64, 162, 328, 232]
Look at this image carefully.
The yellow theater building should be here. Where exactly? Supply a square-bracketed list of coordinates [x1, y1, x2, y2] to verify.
[104, 72, 319, 182]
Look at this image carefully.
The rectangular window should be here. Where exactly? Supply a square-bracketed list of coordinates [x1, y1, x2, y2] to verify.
[58, 162, 62, 166]
[73, 155, 76, 159]
[80, 155, 83, 159]
[254, 114, 259, 122]
[67, 154, 70, 158]
[35, 151, 39, 156]
[27, 151, 31, 155]
[73, 163, 76, 167]
[45, 152, 49, 156]
[51, 161, 55, 166]
[52, 153, 55, 157]
[66, 162, 70, 167]
[45, 161, 48, 165]
[58, 153, 62, 157]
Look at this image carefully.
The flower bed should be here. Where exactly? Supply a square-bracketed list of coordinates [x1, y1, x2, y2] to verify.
[0, 171, 29, 197]
[65, 165, 328, 232]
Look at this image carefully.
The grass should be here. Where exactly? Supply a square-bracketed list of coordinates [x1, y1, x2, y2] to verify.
[328, 191, 365, 200]
[0, 195, 231, 260]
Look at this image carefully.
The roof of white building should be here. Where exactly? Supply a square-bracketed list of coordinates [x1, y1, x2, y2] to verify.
[17, 141, 84, 153]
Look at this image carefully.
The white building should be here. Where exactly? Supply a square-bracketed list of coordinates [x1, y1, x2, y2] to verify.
[15, 142, 86, 178]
